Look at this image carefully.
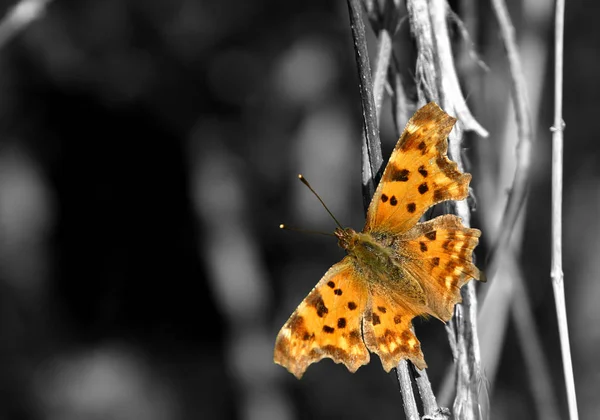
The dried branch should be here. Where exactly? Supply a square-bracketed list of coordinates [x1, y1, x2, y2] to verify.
[550, 0, 579, 419]
[372, 29, 393, 120]
[389, 55, 410, 136]
[486, 0, 533, 279]
[406, 0, 439, 104]
[346, 0, 383, 207]
[512, 266, 561, 420]
[396, 361, 420, 420]
[430, 0, 488, 137]
[416, 368, 451, 420]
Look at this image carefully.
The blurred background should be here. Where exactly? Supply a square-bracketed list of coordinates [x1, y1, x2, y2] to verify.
[0, 0, 597, 419]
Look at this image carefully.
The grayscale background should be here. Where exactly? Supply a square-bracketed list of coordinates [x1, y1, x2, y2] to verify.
[0, 0, 596, 419]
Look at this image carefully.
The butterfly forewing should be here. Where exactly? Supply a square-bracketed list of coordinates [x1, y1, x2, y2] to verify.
[364, 102, 470, 235]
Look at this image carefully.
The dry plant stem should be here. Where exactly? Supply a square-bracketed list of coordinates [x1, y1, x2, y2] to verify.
[372, 29, 393, 121]
[0, 0, 52, 48]
[346, 0, 383, 204]
[390, 55, 410, 135]
[395, 361, 420, 420]
[487, 0, 533, 279]
[551, 0, 579, 419]
[416, 369, 450, 420]
[429, 0, 488, 137]
[406, 0, 439, 103]
[452, 239, 485, 419]
[512, 270, 561, 420]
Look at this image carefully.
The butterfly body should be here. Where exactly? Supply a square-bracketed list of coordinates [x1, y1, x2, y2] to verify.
[275, 103, 482, 379]
[335, 228, 396, 278]
[335, 227, 427, 306]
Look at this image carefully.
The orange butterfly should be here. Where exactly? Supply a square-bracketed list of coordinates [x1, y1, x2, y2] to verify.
[274, 102, 481, 378]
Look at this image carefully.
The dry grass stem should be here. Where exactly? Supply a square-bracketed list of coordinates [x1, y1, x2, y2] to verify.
[512, 268, 561, 420]
[346, 0, 383, 205]
[396, 360, 420, 420]
[429, 0, 488, 137]
[551, 0, 578, 418]
[372, 29, 393, 121]
[416, 368, 450, 419]
[486, 0, 533, 279]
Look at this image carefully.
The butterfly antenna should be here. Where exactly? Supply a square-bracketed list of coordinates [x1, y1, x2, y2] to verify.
[297, 174, 344, 229]
[279, 224, 335, 237]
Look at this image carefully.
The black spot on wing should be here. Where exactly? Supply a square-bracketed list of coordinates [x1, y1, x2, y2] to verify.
[388, 167, 410, 182]
[307, 292, 329, 318]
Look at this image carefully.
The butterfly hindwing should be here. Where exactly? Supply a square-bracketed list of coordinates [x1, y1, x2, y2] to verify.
[394, 215, 481, 321]
[364, 102, 470, 234]
[274, 257, 370, 378]
[362, 289, 426, 371]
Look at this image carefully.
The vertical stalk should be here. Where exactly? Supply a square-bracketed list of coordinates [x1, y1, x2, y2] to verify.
[550, 1, 578, 419]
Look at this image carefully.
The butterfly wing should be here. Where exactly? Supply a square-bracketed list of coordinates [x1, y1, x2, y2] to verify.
[362, 289, 426, 372]
[364, 102, 470, 235]
[274, 257, 370, 378]
[394, 215, 481, 321]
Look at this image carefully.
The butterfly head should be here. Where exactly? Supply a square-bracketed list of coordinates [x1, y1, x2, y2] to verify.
[334, 227, 359, 251]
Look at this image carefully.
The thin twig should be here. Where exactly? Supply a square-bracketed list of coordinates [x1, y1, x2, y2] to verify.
[396, 361, 420, 420]
[416, 368, 450, 420]
[406, 0, 439, 104]
[372, 29, 393, 121]
[390, 54, 410, 135]
[430, 0, 488, 137]
[512, 267, 561, 420]
[346, 0, 383, 207]
[486, 0, 533, 279]
[551, 0, 578, 419]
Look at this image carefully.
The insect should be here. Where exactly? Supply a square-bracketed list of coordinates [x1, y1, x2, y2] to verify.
[274, 102, 481, 378]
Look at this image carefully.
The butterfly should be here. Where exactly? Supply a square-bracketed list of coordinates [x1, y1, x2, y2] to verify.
[274, 102, 481, 378]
